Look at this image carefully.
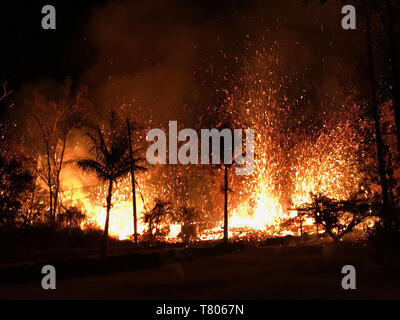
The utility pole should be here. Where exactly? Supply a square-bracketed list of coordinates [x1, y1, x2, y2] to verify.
[127, 118, 138, 244]
[224, 164, 228, 243]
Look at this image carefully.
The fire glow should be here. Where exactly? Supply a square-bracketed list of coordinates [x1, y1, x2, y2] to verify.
[58, 48, 370, 242]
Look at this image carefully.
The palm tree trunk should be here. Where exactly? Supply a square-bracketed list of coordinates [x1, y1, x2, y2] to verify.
[100, 178, 113, 268]
[126, 118, 138, 244]
[224, 164, 228, 243]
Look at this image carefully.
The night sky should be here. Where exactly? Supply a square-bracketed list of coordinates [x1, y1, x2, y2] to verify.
[0, 0, 257, 86]
[0, 0, 105, 85]
[0, 0, 382, 125]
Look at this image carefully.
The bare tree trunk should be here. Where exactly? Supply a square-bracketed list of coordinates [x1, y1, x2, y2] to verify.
[126, 118, 138, 244]
[149, 218, 153, 239]
[365, 13, 391, 216]
[224, 164, 228, 243]
[0, 81, 13, 103]
[53, 133, 67, 225]
[299, 217, 303, 237]
[45, 143, 53, 224]
[48, 182, 53, 223]
[100, 179, 113, 268]
[29, 191, 35, 226]
[386, 0, 400, 154]
[34, 115, 54, 224]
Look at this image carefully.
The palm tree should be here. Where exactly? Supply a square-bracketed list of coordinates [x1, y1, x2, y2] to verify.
[126, 118, 147, 244]
[75, 111, 145, 266]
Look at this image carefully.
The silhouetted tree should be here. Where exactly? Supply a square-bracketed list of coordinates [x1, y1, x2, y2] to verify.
[364, 4, 391, 218]
[0, 81, 14, 158]
[144, 199, 174, 241]
[175, 206, 204, 242]
[0, 155, 34, 230]
[281, 210, 308, 237]
[296, 192, 379, 241]
[20, 187, 47, 227]
[385, 0, 400, 154]
[307, 0, 394, 225]
[126, 118, 148, 244]
[27, 79, 91, 224]
[58, 206, 86, 230]
[74, 111, 145, 264]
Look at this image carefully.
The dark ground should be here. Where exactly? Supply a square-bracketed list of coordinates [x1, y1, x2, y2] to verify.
[1, 243, 400, 300]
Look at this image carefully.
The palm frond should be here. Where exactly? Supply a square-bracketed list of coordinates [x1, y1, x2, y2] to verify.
[76, 159, 109, 181]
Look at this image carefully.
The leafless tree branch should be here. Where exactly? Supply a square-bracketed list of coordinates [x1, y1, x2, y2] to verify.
[0, 81, 13, 102]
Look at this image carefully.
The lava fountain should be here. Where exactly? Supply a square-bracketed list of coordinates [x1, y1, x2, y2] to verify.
[59, 46, 370, 241]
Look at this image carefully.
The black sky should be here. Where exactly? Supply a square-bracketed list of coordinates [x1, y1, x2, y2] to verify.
[1, 0, 105, 85]
[1, 0, 368, 126]
[0, 0, 255, 87]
